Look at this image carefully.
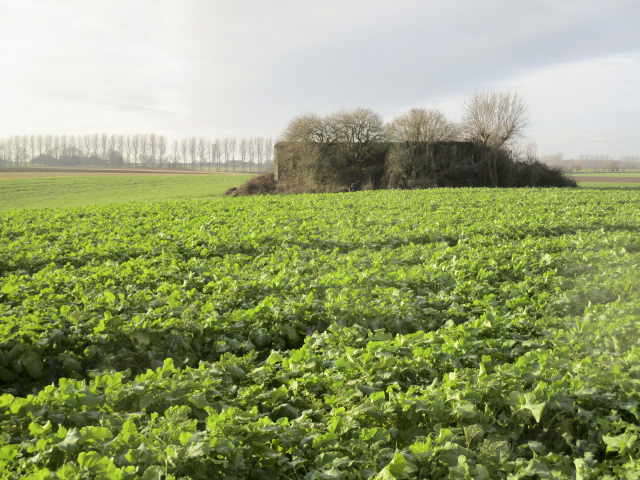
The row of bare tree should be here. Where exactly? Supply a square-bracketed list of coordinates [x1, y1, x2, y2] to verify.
[0, 134, 275, 172]
[281, 91, 530, 150]
[276, 91, 564, 190]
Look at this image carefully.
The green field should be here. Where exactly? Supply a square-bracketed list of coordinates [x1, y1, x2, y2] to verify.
[1, 187, 639, 478]
[0, 174, 255, 210]
[570, 171, 640, 189]
[576, 182, 640, 189]
[572, 172, 640, 177]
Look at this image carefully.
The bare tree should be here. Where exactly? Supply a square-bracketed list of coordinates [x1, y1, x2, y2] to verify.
[255, 137, 264, 172]
[229, 138, 237, 170]
[212, 139, 221, 171]
[171, 139, 180, 166]
[277, 108, 387, 186]
[68, 136, 80, 164]
[43, 135, 52, 156]
[5, 139, 15, 164]
[2, 139, 11, 164]
[157, 135, 167, 166]
[0, 139, 7, 163]
[130, 135, 140, 165]
[148, 133, 157, 166]
[239, 138, 249, 172]
[280, 113, 330, 143]
[91, 133, 100, 159]
[100, 133, 109, 159]
[79, 135, 89, 159]
[17, 136, 24, 164]
[263, 137, 273, 167]
[81, 134, 98, 160]
[139, 134, 148, 165]
[387, 108, 458, 143]
[180, 138, 189, 169]
[460, 91, 531, 186]
[108, 134, 117, 157]
[52, 135, 60, 158]
[124, 136, 133, 164]
[248, 137, 260, 172]
[60, 135, 69, 159]
[221, 138, 230, 169]
[9, 139, 16, 164]
[36, 134, 45, 156]
[29, 135, 37, 163]
[328, 108, 387, 144]
[21, 135, 29, 165]
[115, 135, 125, 160]
[197, 137, 208, 171]
[188, 137, 198, 170]
[461, 90, 530, 149]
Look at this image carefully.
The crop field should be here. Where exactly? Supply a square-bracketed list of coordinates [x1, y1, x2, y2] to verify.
[0, 173, 255, 211]
[1, 187, 639, 478]
[570, 172, 640, 189]
[571, 172, 640, 178]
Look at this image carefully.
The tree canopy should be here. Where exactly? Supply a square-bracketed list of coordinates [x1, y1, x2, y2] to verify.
[461, 90, 530, 148]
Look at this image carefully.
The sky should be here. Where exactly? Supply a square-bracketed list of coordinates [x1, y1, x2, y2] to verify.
[1, 0, 639, 159]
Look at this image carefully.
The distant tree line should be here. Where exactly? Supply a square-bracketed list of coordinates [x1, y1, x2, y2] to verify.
[541, 153, 640, 173]
[270, 91, 574, 193]
[0, 134, 275, 172]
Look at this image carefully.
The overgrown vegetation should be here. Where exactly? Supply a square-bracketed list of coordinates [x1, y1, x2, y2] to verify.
[270, 140, 575, 194]
[1, 188, 639, 478]
[230, 92, 575, 195]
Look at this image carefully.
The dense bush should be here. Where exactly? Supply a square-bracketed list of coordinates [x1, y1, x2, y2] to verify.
[225, 172, 278, 196]
[249, 141, 576, 196]
[249, 100, 576, 195]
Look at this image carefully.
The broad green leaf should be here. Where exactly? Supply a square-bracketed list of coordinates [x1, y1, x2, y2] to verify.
[521, 393, 546, 423]
[0, 444, 21, 463]
[141, 465, 164, 480]
[1, 283, 17, 295]
[133, 332, 150, 345]
[186, 442, 208, 458]
[24, 468, 52, 480]
[58, 429, 82, 452]
[374, 453, 413, 480]
[267, 352, 283, 364]
[103, 291, 116, 304]
[9, 397, 28, 414]
[179, 431, 193, 445]
[603, 432, 638, 454]
[77, 451, 110, 469]
[22, 351, 44, 379]
[409, 438, 433, 456]
[0, 394, 14, 410]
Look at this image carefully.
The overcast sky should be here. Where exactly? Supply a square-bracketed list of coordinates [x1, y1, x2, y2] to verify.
[1, 0, 639, 158]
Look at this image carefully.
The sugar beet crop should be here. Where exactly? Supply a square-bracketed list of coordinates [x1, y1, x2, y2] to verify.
[1, 188, 639, 478]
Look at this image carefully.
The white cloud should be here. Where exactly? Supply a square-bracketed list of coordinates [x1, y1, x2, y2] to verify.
[0, 0, 638, 156]
[511, 53, 640, 157]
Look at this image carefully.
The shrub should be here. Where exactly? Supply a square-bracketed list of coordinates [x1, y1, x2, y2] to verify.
[225, 173, 277, 196]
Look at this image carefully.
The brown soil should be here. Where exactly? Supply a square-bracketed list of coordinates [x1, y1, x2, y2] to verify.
[0, 167, 251, 179]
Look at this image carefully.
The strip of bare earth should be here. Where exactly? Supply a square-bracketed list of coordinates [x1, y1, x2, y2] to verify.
[0, 167, 252, 178]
